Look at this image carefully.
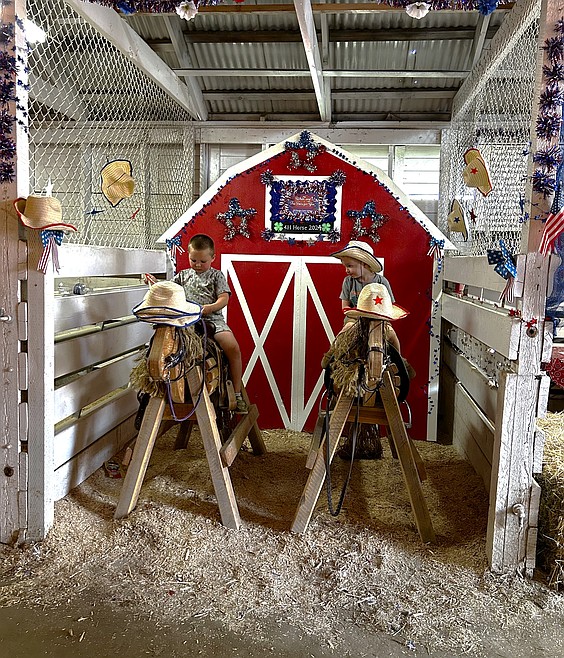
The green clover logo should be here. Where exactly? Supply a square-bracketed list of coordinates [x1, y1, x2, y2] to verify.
[274, 222, 284, 232]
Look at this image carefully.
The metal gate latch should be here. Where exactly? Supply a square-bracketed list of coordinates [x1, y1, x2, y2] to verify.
[0, 307, 12, 323]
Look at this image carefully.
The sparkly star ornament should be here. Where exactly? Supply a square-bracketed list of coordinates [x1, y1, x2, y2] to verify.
[217, 198, 256, 240]
[346, 200, 388, 241]
[284, 131, 325, 173]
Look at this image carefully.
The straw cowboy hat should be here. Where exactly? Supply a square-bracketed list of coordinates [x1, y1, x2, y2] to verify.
[344, 283, 408, 322]
[331, 240, 383, 273]
[100, 159, 135, 207]
[13, 195, 77, 232]
[132, 281, 202, 328]
[462, 148, 493, 197]
[447, 199, 469, 241]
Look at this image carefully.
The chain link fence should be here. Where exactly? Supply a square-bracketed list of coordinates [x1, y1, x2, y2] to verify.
[27, 0, 194, 249]
[439, 0, 541, 257]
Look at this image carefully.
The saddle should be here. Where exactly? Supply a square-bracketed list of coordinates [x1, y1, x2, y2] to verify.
[323, 333, 411, 403]
[132, 322, 235, 430]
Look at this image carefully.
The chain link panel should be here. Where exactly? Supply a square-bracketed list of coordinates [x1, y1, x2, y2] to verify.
[27, 0, 194, 249]
[439, 2, 541, 257]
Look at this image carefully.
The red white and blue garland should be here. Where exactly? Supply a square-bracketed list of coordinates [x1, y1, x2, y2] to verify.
[0, 10, 30, 185]
[346, 200, 388, 242]
[216, 197, 256, 240]
[88, 1, 503, 16]
[284, 130, 326, 173]
[531, 19, 564, 199]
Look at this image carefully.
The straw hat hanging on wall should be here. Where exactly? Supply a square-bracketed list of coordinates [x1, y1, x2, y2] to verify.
[100, 160, 135, 207]
[13, 195, 77, 232]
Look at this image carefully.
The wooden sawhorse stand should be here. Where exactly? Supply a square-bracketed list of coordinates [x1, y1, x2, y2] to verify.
[114, 366, 265, 529]
[291, 321, 435, 544]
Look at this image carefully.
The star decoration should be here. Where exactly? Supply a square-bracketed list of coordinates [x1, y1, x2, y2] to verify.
[346, 200, 388, 241]
[216, 197, 256, 240]
[373, 295, 383, 305]
[469, 208, 477, 223]
[284, 130, 326, 172]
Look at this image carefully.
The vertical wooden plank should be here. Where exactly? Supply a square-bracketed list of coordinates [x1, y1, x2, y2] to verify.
[526, 479, 542, 577]
[0, 0, 27, 545]
[18, 451, 28, 530]
[487, 373, 517, 571]
[486, 372, 540, 572]
[25, 228, 56, 540]
[186, 367, 241, 530]
[380, 371, 435, 544]
[114, 396, 165, 520]
[291, 392, 353, 533]
[485, 0, 562, 574]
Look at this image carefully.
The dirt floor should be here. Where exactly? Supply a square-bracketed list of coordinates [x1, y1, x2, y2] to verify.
[1, 426, 564, 657]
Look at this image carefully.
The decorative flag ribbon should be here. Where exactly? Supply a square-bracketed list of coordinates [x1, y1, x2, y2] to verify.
[427, 237, 445, 261]
[427, 237, 445, 283]
[487, 239, 517, 303]
[540, 156, 564, 256]
[166, 236, 185, 263]
[38, 229, 63, 274]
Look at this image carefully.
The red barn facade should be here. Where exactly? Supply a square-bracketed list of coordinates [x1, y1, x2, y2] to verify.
[160, 132, 453, 440]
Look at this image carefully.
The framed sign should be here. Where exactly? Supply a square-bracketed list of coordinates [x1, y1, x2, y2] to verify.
[264, 175, 343, 240]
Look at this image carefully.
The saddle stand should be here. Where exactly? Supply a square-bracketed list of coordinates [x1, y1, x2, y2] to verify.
[291, 320, 436, 543]
[115, 325, 266, 529]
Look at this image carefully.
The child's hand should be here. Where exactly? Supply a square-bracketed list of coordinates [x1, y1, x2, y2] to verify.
[201, 305, 211, 316]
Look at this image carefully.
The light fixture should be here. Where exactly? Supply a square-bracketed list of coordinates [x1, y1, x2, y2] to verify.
[406, 2, 431, 20]
[176, 1, 198, 22]
[23, 19, 47, 45]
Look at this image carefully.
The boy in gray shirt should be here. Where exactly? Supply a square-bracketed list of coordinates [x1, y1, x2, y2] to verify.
[174, 234, 248, 414]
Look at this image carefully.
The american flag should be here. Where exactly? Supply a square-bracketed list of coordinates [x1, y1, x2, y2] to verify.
[540, 171, 564, 256]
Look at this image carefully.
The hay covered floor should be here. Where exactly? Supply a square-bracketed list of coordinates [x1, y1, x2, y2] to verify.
[1, 427, 564, 657]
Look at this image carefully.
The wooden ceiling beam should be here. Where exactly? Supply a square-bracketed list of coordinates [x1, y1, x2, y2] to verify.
[174, 68, 469, 78]
[63, 0, 199, 119]
[167, 27, 499, 44]
[293, 0, 331, 122]
[202, 89, 458, 101]
[468, 14, 492, 69]
[162, 15, 208, 120]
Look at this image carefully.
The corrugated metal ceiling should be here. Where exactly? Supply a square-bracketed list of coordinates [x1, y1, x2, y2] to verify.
[124, 3, 510, 123]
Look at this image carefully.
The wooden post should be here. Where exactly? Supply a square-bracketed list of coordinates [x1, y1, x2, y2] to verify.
[291, 392, 353, 533]
[486, 0, 562, 574]
[114, 397, 166, 520]
[1, 0, 34, 544]
[380, 371, 435, 544]
[186, 367, 241, 529]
